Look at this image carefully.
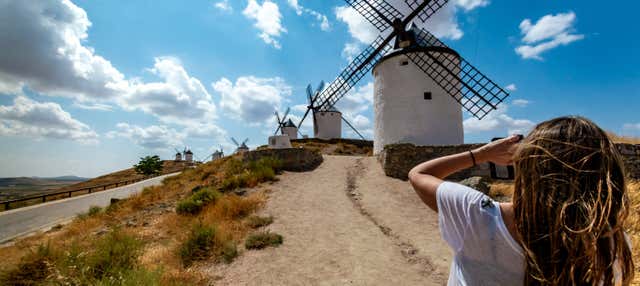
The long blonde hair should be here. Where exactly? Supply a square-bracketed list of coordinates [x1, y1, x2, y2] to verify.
[512, 116, 633, 285]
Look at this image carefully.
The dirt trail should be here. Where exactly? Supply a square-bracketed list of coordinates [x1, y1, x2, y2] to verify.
[208, 155, 451, 285]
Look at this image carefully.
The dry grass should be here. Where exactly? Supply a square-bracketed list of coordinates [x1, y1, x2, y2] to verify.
[0, 155, 278, 285]
[608, 132, 640, 145]
[625, 181, 640, 284]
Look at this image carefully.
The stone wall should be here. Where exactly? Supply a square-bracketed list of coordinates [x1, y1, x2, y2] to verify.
[617, 143, 640, 180]
[242, 148, 323, 172]
[379, 143, 640, 181]
[291, 138, 373, 148]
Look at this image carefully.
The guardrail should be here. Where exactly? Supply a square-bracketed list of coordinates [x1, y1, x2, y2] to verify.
[1, 176, 154, 212]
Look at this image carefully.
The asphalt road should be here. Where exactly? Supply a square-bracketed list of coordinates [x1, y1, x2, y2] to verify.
[0, 173, 179, 243]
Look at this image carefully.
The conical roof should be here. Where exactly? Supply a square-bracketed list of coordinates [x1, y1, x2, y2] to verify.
[284, 118, 296, 128]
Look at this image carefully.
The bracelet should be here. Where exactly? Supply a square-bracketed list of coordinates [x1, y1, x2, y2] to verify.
[469, 150, 477, 167]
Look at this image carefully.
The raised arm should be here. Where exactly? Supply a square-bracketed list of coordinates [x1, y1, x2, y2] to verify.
[408, 135, 522, 211]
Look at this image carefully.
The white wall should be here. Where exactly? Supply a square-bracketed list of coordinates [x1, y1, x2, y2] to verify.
[314, 111, 342, 139]
[282, 126, 298, 139]
[372, 52, 463, 154]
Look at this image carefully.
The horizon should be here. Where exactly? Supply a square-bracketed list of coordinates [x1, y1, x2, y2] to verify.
[1, 0, 638, 178]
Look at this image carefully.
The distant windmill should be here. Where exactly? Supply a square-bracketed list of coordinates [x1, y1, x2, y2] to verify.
[231, 137, 249, 154]
[183, 147, 193, 163]
[305, 0, 510, 153]
[212, 145, 224, 160]
[274, 107, 298, 140]
[174, 148, 183, 161]
[298, 81, 365, 140]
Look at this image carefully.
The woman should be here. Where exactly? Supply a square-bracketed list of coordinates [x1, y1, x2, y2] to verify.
[409, 116, 633, 285]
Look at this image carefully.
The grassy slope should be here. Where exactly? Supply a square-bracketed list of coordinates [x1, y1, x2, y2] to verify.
[0, 156, 282, 285]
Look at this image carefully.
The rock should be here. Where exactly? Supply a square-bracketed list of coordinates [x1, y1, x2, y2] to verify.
[110, 198, 121, 204]
[234, 189, 247, 196]
[94, 227, 108, 236]
[125, 219, 136, 227]
[142, 221, 150, 227]
[459, 176, 491, 195]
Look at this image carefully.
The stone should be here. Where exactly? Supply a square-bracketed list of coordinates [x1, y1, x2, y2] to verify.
[459, 176, 491, 195]
[94, 227, 108, 236]
[110, 198, 121, 204]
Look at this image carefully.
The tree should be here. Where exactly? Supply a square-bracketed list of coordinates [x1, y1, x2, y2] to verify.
[134, 155, 163, 177]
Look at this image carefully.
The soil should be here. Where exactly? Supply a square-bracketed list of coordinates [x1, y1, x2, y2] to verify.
[206, 155, 451, 285]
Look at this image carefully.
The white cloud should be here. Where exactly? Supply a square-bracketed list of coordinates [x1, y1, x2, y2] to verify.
[0, 96, 98, 143]
[515, 12, 584, 60]
[511, 99, 529, 107]
[456, 0, 489, 11]
[107, 123, 184, 150]
[335, 6, 379, 44]
[463, 103, 534, 135]
[120, 57, 217, 125]
[214, 76, 292, 124]
[286, 0, 330, 31]
[336, 82, 374, 116]
[623, 123, 640, 136]
[243, 0, 287, 49]
[287, 0, 302, 15]
[72, 102, 114, 111]
[505, 84, 517, 91]
[214, 0, 232, 12]
[0, 0, 128, 101]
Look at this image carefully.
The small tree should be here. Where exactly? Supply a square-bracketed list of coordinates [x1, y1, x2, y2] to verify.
[134, 155, 163, 177]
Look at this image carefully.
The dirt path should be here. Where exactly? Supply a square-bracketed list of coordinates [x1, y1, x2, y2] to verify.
[208, 156, 451, 285]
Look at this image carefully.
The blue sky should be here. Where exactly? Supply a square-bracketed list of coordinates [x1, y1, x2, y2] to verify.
[0, 0, 638, 177]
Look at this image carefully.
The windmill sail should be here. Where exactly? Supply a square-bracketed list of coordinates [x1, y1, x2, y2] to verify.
[344, 0, 404, 32]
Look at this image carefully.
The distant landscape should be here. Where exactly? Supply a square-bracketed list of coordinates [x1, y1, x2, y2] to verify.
[0, 176, 89, 201]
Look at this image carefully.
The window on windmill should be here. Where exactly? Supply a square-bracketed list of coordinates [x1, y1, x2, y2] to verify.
[400, 60, 409, 66]
[424, 92, 432, 100]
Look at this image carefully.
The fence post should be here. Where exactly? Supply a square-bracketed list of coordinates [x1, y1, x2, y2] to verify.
[42, 196, 46, 203]
[68, 191, 72, 197]
[4, 202, 9, 210]
[88, 188, 92, 194]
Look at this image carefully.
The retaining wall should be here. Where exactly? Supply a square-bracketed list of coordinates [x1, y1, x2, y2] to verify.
[242, 148, 323, 172]
[379, 143, 640, 181]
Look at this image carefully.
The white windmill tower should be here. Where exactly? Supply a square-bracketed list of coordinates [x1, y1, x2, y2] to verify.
[310, 0, 510, 154]
[297, 82, 366, 140]
[174, 148, 183, 161]
[212, 145, 224, 160]
[183, 148, 193, 163]
[232, 137, 250, 154]
[269, 108, 294, 149]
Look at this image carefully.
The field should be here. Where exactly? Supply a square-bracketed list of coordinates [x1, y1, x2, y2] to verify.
[0, 177, 87, 201]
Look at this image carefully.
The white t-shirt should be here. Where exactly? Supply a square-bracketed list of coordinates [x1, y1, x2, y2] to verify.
[437, 181, 525, 286]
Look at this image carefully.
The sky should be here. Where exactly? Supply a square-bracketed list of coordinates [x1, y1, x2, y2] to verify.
[0, 0, 638, 178]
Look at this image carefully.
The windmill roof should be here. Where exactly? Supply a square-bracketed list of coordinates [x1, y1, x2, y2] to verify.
[185, 150, 193, 154]
[284, 118, 296, 128]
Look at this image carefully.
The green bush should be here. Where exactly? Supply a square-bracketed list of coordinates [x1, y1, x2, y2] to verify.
[246, 215, 274, 228]
[220, 242, 238, 264]
[77, 205, 103, 220]
[176, 187, 221, 215]
[88, 229, 144, 279]
[180, 224, 216, 267]
[245, 232, 283, 250]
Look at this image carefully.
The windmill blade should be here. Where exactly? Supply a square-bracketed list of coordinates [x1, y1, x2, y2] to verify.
[306, 84, 314, 102]
[282, 107, 291, 121]
[316, 35, 394, 111]
[174, 148, 181, 154]
[406, 27, 510, 119]
[344, 0, 404, 32]
[316, 81, 325, 94]
[231, 137, 239, 146]
[243, 138, 249, 145]
[342, 116, 366, 140]
[297, 106, 313, 130]
[274, 126, 282, 136]
[404, 0, 450, 24]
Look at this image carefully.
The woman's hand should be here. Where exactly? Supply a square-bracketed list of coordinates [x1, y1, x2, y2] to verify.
[472, 134, 522, 166]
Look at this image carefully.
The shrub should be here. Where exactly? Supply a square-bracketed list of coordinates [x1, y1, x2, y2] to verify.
[246, 215, 274, 228]
[77, 205, 103, 220]
[176, 187, 221, 215]
[87, 229, 143, 279]
[180, 224, 216, 267]
[0, 244, 57, 285]
[245, 232, 283, 250]
[220, 242, 238, 264]
[134, 155, 164, 176]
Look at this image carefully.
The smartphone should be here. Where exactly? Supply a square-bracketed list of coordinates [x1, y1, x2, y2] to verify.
[488, 135, 523, 180]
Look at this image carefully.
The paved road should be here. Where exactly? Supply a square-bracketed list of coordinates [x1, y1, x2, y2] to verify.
[0, 173, 179, 243]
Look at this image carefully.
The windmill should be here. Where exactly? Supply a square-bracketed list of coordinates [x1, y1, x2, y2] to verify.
[274, 107, 297, 140]
[302, 0, 510, 153]
[297, 81, 366, 140]
[174, 148, 183, 161]
[183, 147, 193, 163]
[231, 137, 250, 154]
[212, 145, 224, 160]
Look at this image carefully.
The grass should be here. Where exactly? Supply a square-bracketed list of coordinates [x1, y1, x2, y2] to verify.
[246, 215, 274, 228]
[245, 232, 283, 250]
[76, 205, 103, 220]
[0, 155, 283, 284]
[176, 187, 221, 215]
[608, 132, 640, 145]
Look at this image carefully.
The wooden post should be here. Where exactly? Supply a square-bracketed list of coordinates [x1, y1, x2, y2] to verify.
[4, 202, 9, 210]
[42, 196, 46, 203]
